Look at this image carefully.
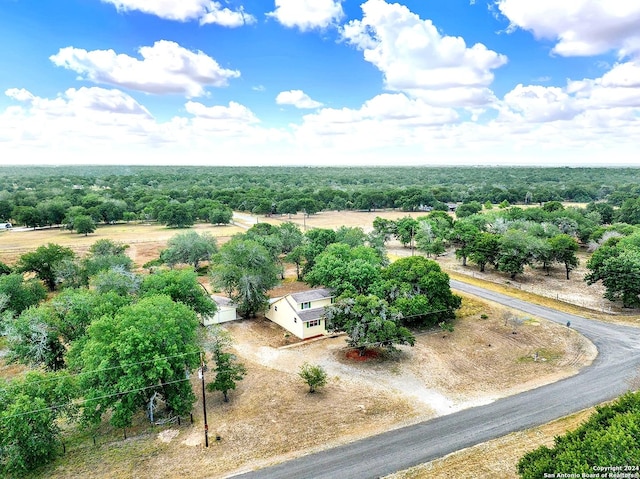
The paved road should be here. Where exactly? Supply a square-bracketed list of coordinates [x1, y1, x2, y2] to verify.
[232, 280, 640, 479]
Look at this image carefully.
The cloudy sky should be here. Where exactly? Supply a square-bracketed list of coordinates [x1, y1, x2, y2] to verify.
[1, 0, 639, 166]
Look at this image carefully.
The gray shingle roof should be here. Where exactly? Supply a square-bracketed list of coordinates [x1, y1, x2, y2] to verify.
[211, 296, 234, 308]
[290, 288, 333, 303]
[298, 307, 325, 322]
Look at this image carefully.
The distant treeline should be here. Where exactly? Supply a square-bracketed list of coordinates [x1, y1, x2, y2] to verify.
[1, 166, 640, 226]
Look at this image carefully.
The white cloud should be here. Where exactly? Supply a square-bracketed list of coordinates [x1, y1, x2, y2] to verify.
[276, 90, 323, 109]
[102, 0, 255, 27]
[3, 62, 640, 166]
[341, 0, 507, 107]
[294, 93, 459, 145]
[50, 40, 240, 98]
[497, 0, 640, 58]
[501, 84, 579, 123]
[267, 0, 344, 31]
[185, 100, 258, 121]
[498, 60, 640, 126]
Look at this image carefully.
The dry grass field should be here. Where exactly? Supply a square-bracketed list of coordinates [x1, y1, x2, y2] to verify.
[0, 210, 634, 479]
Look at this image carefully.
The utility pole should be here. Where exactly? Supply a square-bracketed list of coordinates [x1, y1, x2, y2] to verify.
[199, 352, 209, 447]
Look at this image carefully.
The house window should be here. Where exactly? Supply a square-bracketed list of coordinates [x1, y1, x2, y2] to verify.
[274, 306, 277, 311]
[330, 297, 335, 304]
[306, 319, 321, 328]
[301, 302, 311, 310]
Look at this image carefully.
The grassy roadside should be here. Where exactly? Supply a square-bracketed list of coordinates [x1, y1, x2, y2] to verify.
[385, 407, 595, 479]
[446, 270, 640, 326]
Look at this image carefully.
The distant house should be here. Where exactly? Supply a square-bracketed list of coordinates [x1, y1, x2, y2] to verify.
[265, 288, 334, 340]
[201, 296, 240, 326]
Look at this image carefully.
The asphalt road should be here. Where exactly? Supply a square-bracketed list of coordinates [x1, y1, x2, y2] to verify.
[232, 280, 640, 479]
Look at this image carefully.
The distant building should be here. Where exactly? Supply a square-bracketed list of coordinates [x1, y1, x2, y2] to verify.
[265, 288, 334, 340]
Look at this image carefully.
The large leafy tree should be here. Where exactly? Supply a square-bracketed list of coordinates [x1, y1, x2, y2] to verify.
[17, 243, 75, 291]
[302, 228, 337, 275]
[209, 205, 233, 225]
[73, 295, 200, 428]
[305, 243, 382, 296]
[585, 234, 640, 308]
[324, 295, 415, 356]
[157, 202, 194, 228]
[0, 371, 77, 478]
[468, 232, 501, 272]
[210, 238, 279, 318]
[160, 230, 217, 269]
[518, 391, 640, 477]
[395, 216, 419, 247]
[7, 305, 67, 371]
[497, 230, 535, 279]
[548, 234, 580, 279]
[6, 290, 130, 371]
[70, 215, 96, 236]
[451, 219, 480, 267]
[373, 256, 461, 327]
[141, 268, 216, 315]
[0, 273, 47, 317]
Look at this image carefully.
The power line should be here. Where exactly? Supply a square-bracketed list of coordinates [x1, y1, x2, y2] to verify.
[11, 350, 201, 388]
[1, 376, 194, 421]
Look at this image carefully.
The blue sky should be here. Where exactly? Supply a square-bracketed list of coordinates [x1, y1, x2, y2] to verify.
[1, 0, 639, 166]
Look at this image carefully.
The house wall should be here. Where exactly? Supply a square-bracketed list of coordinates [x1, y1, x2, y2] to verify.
[201, 306, 237, 326]
[266, 295, 330, 339]
[300, 318, 326, 340]
[266, 299, 305, 338]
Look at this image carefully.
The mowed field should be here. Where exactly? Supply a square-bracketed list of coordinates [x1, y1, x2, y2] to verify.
[0, 210, 627, 479]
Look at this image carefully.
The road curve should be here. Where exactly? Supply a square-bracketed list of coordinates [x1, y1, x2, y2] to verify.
[231, 280, 640, 479]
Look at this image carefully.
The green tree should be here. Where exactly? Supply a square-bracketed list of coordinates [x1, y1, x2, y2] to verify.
[278, 222, 304, 254]
[395, 216, 419, 247]
[324, 295, 415, 356]
[468, 232, 501, 272]
[73, 295, 200, 428]
[0, 261, 12, 276]
[210, 238, 279, 318]
[616, 197, 640, 225]
[90, 266, 141, 296]
[0, 273, 47, 317]
[497, 230, 535, 279]
[13, 205, 41, 229]
[277, 198, 299, 217]
[548, 234, 580, 279]
[302, 228, 337, 275]
[209, 205, 233, 225]
[72, 215, 97, 236]
[141, 268, 216, 315]
[305, 243, 382, 296]
[452, 219, 480, 266]
[206, 327, 246, 402]
[455, 201, 482, 218]
[518, 391, 640, 478]
[7, 304, 67, 371]
[158, 202, 194, 228]
[17, 244, 75, 291]
[374, 256, 461, 327]
[0, 371, 78, 478]
[160, 231, 217, 269]
[298, 362, 328, 393]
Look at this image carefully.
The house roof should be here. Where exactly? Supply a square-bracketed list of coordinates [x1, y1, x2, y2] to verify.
[290, 288, 333, 303]
[298, 307, 325, 322]
[211, 295, 234, 308]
